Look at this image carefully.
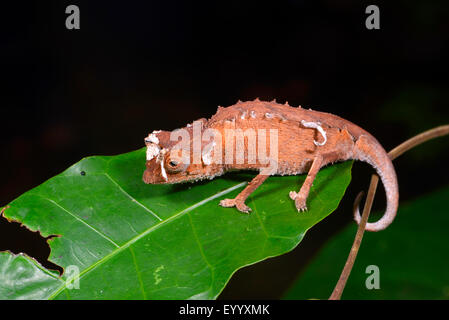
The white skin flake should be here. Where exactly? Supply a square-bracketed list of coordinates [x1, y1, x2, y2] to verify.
[153, 148, 168, 182]
[160, 159, 168, 181]
[146, 144, 160, 161]
[145, 133, 159, 144]
[301, 120, 327, 146]
[202, 141, 215, 165]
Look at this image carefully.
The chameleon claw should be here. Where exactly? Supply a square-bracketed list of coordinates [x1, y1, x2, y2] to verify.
[290, 192, 308, 212]
[289, 191, 298, 200]
[237, 204, 252, 214]
[219, 198, 235, 208]
[220, 198, 252, 214]
[295, 199, 308, 212]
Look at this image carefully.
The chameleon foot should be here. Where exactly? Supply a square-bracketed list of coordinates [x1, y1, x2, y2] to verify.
[289, 191, 308, 212]
[219, 198, 252, 214]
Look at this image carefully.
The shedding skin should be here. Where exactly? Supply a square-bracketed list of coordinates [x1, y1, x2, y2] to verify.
[142, 99, 399, 232]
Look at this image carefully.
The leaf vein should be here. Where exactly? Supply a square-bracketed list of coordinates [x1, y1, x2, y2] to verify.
[103, 173, 163, 221]
[187, 213, 215, 291]
[129, 246, 147, 299]
[45, 198, 120, 248]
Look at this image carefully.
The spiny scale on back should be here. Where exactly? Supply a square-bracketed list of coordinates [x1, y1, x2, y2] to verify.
[208, 98, 371, 141]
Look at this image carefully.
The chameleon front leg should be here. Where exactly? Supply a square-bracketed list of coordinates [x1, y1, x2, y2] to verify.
[219, 174, 269, 213]
[289, 155, 323, 212]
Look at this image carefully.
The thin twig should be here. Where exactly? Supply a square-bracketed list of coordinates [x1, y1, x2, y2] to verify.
[329, 124, 449, 300]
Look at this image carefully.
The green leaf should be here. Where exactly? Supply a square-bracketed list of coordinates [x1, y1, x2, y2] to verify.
[284, 186, 449, 300]
[0, 148, 352, 300]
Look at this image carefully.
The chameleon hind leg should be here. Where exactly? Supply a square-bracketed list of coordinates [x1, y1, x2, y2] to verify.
[289, 155, 323, 212]
[219, 174, 269, 213]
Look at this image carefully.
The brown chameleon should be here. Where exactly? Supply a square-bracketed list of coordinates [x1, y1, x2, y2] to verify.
[142, 99, 398, 232]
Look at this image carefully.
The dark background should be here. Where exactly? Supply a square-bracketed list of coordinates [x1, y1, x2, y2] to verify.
[1, 0, 448, 299]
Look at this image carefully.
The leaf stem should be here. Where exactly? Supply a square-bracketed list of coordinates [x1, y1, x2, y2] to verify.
[329, 124, 449, 300]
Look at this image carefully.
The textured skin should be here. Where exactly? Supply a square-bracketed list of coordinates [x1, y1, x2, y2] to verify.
[143, 99, 399, 231]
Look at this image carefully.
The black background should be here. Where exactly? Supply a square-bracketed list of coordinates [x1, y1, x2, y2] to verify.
[1, 0, 448, 299]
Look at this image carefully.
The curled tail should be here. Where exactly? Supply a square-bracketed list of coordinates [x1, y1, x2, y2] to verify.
[352, 135, 399, 231]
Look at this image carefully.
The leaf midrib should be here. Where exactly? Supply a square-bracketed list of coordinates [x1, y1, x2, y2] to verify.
[46, 181, 247, 300]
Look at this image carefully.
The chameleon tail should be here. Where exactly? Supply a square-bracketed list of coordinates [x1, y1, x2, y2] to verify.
[352, 135, 399, 231]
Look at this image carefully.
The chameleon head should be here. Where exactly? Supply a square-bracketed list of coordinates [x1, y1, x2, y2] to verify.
[142, 127, 223, 184]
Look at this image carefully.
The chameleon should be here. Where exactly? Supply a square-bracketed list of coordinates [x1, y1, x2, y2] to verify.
[142, 99, 398, 232]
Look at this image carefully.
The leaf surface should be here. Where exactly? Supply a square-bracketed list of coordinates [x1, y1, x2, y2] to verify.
[0, 148, 352, 299]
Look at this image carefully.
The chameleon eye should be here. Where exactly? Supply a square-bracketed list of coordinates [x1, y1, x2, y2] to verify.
[168, 160, 178, 168]
[165, 157, 184, 173]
